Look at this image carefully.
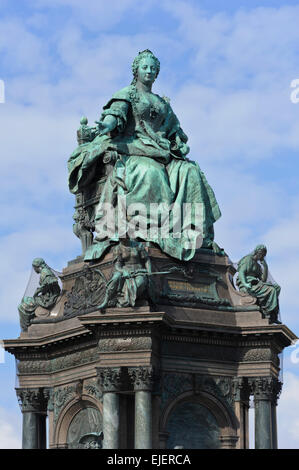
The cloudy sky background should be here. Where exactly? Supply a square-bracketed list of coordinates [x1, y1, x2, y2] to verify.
[1, 0, 299, 448]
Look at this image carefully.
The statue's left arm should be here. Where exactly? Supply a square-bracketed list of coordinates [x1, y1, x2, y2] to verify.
[161, 102, 190, 160]
[261, 259, 268, 282]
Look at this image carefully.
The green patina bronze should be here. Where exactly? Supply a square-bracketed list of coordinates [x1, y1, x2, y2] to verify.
[68, 50, 222, 262]
[98, 239, 155, 310]
[18, 258, 61, 331]
[236, 245, 281, 323]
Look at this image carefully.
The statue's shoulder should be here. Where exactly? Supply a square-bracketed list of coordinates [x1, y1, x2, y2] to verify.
[103, 86, 133, 109]
[111, 85, 132, 101]
[237, 254, 253, 271]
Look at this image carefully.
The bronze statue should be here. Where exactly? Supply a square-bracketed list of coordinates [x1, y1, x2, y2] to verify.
[98, 240, 154, 310]
[18, 258, 61, 331]
[236, 245, 281, 324]
[68, 50, 222, 262]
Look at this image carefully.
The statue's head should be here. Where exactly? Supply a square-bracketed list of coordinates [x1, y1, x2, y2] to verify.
[32, 257, 46, 273]
[253, 244, 267, 260]
[131, 49, 160, 85]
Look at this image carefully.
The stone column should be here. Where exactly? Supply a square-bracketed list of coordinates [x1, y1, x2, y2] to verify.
[129, 366, 154, 449]
[271, 379, 282, 449]
[17, 388, 47, 449]
[250, 377, 280, 449]
[97, 367, 122, 449]
[232, 377, 251, 449]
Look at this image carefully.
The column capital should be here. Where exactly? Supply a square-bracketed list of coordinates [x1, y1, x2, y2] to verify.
[249, 376, 282, 403]
[128, 366, 155, 391]
[96, 367, 123, 393]
[232, 377, 251, 403]
[16, 388, 47, 413]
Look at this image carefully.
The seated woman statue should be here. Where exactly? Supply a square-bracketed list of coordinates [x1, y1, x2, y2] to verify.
[236, 245, 281, 324]
[68, 49, 222, 262]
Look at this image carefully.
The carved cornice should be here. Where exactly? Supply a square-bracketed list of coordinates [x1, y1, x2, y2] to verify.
[128, 366, 155, 391]
[249, 376, 282, 403]
[16, 388, 47, 413]
[96, 367, 123, 393]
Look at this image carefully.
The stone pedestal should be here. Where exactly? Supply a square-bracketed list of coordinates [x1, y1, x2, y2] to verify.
[4, 247, 297, 449]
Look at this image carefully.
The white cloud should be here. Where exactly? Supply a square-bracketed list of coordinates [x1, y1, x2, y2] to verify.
[278, 371, 299, 448]
[31, 0, 153, 32]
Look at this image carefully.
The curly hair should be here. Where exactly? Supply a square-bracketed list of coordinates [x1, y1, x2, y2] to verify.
[131, 49, 160, 85]
[32, 258, 46, 268]
[253, 244, 267, 255]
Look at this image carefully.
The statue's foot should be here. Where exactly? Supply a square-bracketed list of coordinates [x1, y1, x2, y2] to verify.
[97, 302, 107, 312]
[201, 238, 226, 256]
[211, 242, 226, 256]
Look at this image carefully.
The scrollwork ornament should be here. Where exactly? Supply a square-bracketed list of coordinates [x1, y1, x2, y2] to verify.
[128, 366, 155, 391]
[249, 376, 282, 402]
[53, 385, 76, 425]
[16, 388, 47, 413]
[97, 367, 122, 393]
[84, 383, 103, 403]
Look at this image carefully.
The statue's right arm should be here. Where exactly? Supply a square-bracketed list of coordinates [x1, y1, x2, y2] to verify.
[237, 257, 252, 291]
[98, 100, 129, 135]
[98, 114, 118, 135]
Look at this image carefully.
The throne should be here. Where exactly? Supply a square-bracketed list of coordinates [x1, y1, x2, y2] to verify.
[72, 117, 114, 256]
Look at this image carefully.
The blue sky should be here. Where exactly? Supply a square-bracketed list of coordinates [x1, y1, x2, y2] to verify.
[1, 0, 299, 448]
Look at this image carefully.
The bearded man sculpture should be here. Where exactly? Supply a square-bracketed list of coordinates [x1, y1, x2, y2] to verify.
[68, 50, 222, 262]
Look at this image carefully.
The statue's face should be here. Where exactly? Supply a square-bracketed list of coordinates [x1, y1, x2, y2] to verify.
[256, 249, 267, 260]
[33, 265, 41, 273]
[137, 56, 157, 86]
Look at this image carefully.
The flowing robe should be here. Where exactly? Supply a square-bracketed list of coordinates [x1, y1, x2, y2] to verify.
[236, 255, 280, 318]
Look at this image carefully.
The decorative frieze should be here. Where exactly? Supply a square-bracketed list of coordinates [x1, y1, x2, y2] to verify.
[98, 337, 152, 352]
[64, 267, 107, 317]
[17, 347, 99, 375]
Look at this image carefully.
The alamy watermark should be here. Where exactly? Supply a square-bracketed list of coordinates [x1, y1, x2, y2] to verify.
[290, 79, 299, 104]
[95, 198, 204, 250]
[0, 80, 5, 103]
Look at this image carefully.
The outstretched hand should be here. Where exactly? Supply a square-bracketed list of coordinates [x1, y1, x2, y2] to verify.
[95, 121, 111, 136]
